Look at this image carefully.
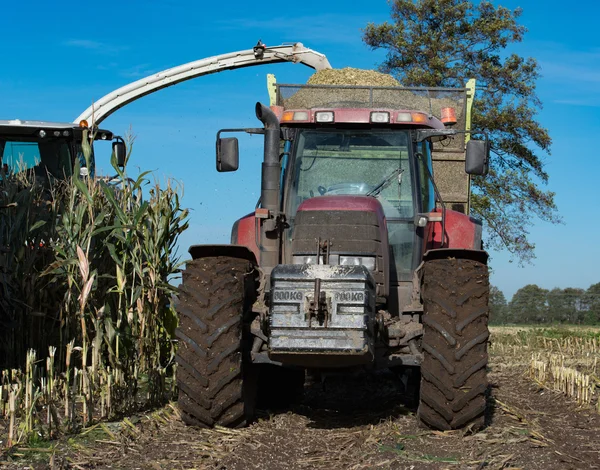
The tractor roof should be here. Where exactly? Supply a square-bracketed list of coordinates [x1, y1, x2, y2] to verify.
[275, 84, 467, 130]
[0, 119, 113, 140]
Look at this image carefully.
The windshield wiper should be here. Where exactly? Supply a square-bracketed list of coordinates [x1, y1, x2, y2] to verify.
[366, 168, 404, 198]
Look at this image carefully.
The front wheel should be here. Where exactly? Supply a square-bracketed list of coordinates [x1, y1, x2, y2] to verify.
[418, 257, 489, 431]
[175, 256, 256, 428]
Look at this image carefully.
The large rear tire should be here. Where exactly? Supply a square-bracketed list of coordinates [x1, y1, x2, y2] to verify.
[418, 258, 489, 431]
[175, 256, 256, 428]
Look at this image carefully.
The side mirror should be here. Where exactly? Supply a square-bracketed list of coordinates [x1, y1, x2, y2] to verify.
[465, 140, 489, 176]
[217, 137, 239, 172]
[112, 138, 127, 168]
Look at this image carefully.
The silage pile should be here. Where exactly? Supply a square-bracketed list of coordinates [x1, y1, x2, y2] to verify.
[306, 67, 401, 87]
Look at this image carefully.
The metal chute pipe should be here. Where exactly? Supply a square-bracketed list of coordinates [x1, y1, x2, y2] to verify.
[255, 102, 281, 272]
[75, 43, 331, 125]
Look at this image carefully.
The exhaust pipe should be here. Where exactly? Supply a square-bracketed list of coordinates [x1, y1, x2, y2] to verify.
[255, 102, 281, 272]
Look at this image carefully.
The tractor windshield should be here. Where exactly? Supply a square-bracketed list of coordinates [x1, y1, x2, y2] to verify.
[287, 129, 415, 218]
[286, 128, 421, 280]
[0, 137, 73, 178]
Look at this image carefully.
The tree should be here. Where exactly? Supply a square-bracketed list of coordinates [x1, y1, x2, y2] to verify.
[489, 285, 508, 324]
[363, 0, 560, 263]
[509, 284, 548, 324]
[547, 287, 585, 324]
[583, 283, 600, 324]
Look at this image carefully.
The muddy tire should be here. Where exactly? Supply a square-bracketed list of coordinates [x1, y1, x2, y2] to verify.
[175, 256, 256, 428]
[418, 258, 489, 431]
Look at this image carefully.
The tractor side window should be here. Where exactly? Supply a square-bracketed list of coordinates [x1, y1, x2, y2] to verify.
[279, 141, 290, 209]
[416, 141, 435, 212]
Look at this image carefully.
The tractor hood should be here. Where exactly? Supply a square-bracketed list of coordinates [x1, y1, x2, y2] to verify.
[292, 195, 390, 299]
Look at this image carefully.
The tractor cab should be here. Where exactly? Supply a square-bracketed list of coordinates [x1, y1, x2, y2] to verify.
[282, 123, 434, 286]
[0, 120, 125, 180]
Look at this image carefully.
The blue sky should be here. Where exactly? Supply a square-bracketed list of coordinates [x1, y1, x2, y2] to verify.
[2, 0, 599, 300]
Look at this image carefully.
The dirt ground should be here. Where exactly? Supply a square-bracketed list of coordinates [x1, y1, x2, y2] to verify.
[3, 351, 599, 470]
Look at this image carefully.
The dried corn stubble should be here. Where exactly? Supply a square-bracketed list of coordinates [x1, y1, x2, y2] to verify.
[529, 353, 598, 409]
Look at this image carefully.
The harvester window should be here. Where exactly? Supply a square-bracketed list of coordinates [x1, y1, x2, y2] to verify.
[1, 140, 40, 172]
[1, 139, 73, 178]
[39, 141, 73, 177]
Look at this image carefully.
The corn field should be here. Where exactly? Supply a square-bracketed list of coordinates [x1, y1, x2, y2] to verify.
[529, 354, 599, 410]
[0, 133, 188, 446]
[490, 327, 600, 413]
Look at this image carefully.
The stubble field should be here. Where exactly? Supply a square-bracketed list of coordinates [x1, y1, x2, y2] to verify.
[3, 326, 599, 470]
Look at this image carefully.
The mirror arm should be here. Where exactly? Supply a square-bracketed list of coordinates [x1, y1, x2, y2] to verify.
[216, 128, 265, 139]
[215, 128, 267, 173]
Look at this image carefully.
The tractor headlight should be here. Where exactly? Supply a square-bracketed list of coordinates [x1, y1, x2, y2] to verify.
[339, 256, 376, 270]
[293, 255, 323, 265]
[293, 255, 376, 271]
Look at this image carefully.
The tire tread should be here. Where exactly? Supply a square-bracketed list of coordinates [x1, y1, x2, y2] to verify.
[175, 256, 254, 428]
[418, 258, 489, 431]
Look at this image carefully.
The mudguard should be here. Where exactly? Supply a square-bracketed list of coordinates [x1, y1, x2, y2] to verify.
[423, 248, 488, 265]
[424, 208, 483, 252]
[231, 213, 260, 262]
[188, 244, 258, 265]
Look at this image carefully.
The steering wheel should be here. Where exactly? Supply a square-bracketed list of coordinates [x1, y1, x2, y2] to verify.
[317, 183, 372, 196]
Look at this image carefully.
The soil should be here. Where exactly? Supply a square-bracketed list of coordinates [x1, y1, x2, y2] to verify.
[3, 355, 599, 470]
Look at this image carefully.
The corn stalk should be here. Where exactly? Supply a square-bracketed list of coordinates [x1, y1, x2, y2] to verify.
[0, 134, 188, 446]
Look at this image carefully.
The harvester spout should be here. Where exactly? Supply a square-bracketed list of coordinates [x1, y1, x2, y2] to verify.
[255, 102, 281, 272]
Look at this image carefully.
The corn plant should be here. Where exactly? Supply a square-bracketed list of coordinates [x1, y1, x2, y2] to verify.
[0, 133, 188, 446]
[0, 166, 64, 368]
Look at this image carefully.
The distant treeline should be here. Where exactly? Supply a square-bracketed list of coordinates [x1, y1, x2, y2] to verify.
[490, 283, 600, 325]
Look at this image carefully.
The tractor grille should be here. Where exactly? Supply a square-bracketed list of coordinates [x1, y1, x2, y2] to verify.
[291, 210, 387, 298]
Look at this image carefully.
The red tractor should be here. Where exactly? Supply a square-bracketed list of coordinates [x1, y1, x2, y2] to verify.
[175, 82, 490, 431]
